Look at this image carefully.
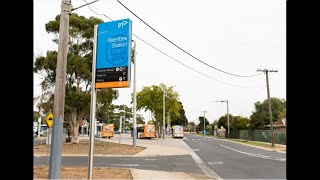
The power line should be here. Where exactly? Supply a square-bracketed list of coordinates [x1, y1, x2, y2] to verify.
[133, 34, 258, 88]
[116, 0, 262, 78]
[83, 0, 113, 21]
[82, 1, 260, 89]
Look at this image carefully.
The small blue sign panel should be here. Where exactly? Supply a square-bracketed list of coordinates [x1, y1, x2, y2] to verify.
[96, 19, 132, 88]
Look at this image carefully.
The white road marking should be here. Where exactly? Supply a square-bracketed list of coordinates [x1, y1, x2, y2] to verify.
[110, 164, 159, 167]
[144, 158, 159, 161]
[192, 149, 200, 151]
[182, 141, 223, 179]
[110, 164, 139, 167]
[220, 144, 286, 162]
[208, 161, 223, 165]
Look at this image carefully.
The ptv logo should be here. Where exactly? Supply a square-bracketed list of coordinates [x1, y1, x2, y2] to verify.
[118, 21, 128, 28]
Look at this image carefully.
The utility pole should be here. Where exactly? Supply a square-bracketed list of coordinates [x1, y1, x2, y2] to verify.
[41, 1, 99, 179]
[202, 111, 207, 135]
[48, 0, 71, 179]
[257, 69, 278, 147]
[162, 85, 166, 139]
[226, 100, 229, 139]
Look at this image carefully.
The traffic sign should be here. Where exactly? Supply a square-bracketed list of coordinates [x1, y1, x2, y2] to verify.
[45, 113, 53, 128]
[95, 18, 132, 89]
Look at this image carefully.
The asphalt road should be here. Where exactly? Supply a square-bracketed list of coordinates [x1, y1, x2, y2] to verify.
[33, 155, 206, 175]
[184, 133, 286, 179]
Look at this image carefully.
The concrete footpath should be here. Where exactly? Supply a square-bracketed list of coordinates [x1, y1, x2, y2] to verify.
[96, 134, 218, 179]
[96, 134, 190, 156]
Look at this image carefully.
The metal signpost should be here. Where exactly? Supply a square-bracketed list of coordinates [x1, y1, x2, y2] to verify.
[88, 18, 132, 179]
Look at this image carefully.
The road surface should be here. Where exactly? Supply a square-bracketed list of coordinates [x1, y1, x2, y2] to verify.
[34, 154, 206, 175]
[183, 133, 286, 179]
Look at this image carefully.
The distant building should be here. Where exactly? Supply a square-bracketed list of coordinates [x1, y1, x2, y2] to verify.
[265, 118, 286, 132]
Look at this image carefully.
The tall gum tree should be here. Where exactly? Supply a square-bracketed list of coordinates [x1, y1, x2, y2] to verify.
[34, 13, 118, 143]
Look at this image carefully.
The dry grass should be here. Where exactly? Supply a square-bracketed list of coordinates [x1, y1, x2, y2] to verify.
[34, 140, 145, 155]
[230, 139, 286, 152]
[185, 172, 213, 179]
[34, 166, 132, 179]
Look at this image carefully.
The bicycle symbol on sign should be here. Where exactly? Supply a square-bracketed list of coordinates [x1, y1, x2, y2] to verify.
[262, 132, 267, 140]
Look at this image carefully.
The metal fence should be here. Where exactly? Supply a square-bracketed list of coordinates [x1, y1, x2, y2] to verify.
[229, 130, 286, 145]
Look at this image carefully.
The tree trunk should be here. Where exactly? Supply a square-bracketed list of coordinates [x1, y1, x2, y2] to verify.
[72, 124, 79, 143]
[71, 76, 81, 143]
[157, 121, 161, 138]
[70, 108, 79, 143]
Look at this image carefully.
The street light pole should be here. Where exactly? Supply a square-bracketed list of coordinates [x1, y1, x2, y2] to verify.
[202, 111, 207, 135]
[212, 100, 229, 138]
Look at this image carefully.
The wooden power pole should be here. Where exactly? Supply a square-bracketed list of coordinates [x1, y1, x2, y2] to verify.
[257, 69, 278, 147]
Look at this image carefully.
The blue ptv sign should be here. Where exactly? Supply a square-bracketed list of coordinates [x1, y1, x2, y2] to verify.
[95, 19, 132, 89]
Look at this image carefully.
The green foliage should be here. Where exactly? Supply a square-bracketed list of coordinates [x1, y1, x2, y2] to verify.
[34, 111, 39, 121]
[197, 116, 210, 132]
[135, 83, 182, 127]
[250, 97, 286, 129]
[33, 51, 58, 85]
[34, 13, 105, 89]
[40, 95, 54, 116]
[278, 106, 286, 120]
[212, 120, 218, 127]
[171, 101, 188, 126]
[217, 114, 234, 130]
[96, 90, 119, 122]
[186, 122, 195, 132]
[33, 13, 118, 142]
[137, 115, 145, 124]
[231, 116, 250, 130]
[206, 124, 215, 135]
[64, 86, 91, 118]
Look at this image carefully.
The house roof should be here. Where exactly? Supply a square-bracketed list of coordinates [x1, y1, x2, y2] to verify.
[265, 119, 285, 127]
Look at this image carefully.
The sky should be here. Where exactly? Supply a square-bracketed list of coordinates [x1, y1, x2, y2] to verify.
[33, 0, 286, 125]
